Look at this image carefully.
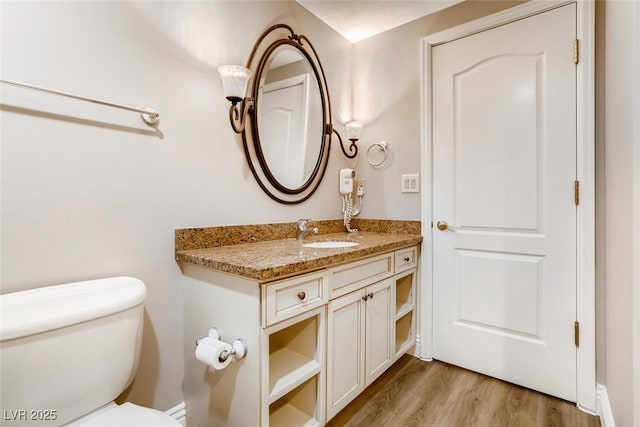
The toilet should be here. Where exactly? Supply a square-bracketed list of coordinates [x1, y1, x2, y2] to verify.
[0, 277, 181, 427]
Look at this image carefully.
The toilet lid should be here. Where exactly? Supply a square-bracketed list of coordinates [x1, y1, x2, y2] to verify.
[77, 403, 182, 427]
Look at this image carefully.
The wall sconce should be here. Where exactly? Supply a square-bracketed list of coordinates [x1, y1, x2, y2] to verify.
[333, 121, 362, 159]
[218, 65, 254, 133]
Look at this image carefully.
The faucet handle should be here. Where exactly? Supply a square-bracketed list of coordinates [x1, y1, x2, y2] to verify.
[297, 218, 312, 228]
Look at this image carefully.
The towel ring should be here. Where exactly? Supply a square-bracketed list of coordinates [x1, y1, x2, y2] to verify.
[367, 141, 388, 167]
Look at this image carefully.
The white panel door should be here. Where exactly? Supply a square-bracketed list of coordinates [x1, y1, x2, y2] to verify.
[432, 4, 577, 401]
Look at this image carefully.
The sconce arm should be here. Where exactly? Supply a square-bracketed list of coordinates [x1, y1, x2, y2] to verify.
[229, 98, 254, 133]
[329, 125, 358, 159]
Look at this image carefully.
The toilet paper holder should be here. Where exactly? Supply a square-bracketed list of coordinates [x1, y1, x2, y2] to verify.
[196, 327, 248, 362]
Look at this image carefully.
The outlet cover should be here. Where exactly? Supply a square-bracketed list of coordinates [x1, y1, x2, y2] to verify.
[401, 174, 420, 193]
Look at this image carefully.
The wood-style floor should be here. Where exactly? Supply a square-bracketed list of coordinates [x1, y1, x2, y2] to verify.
[326, 355, 600, 427]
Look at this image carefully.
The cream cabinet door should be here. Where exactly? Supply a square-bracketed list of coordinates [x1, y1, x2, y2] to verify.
[326, 289, 366, 421]
[327, 278, 394, 421]
[364, 278, 393, 386]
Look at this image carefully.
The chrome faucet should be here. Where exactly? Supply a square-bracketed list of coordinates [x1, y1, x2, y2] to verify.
[296, 219, 319, 241]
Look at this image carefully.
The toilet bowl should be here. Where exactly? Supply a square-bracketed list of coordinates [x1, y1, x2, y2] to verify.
[0, 277, 181, 427]
[66, 402, 179, 427]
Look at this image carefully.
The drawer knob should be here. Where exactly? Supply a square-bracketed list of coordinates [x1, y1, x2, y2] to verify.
[297, 291, 306, 300]
[403, 256, 410, 262]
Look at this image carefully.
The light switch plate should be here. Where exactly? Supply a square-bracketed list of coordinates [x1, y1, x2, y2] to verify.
[401, 174, 420, 193]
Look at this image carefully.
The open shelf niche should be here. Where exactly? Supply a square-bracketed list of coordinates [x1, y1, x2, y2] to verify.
[269, 374, 322, 427]
[266, 307, 324, 413]
[393, 268, 416, 360]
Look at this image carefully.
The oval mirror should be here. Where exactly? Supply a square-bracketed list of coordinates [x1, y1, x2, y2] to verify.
[256, 45, 324, 190]
[241, 24, 333, 204]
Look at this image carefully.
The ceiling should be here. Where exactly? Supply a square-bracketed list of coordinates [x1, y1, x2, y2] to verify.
[297, 0, 464, 43]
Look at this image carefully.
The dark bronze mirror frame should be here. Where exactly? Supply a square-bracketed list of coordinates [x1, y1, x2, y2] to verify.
[240, 24, 352, 205]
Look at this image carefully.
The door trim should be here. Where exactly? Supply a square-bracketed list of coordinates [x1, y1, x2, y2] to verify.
[633, 0, 640, 422]
[419, 0, 596, 412]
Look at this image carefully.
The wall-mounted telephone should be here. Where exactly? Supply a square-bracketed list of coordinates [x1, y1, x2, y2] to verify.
[339, 168, 363, 233]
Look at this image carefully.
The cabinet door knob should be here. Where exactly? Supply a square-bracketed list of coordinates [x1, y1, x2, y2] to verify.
[368, 292, 374, 300]
[403, 256, 410, 262]
[297, 291, 306, 300]
[362, 295, 369, 302]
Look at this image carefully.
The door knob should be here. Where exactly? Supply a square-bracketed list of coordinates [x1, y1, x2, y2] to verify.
[436, 221, 457, 232]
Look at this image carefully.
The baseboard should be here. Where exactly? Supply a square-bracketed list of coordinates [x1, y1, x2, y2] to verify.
[165, 402, 186, 427]
[415, 333, 434, 361]
[596, 384, 616, 427]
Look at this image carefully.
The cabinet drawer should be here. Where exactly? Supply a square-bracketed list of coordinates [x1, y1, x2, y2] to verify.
[395, 246, 417, 273]
[263, 271, 328, 326]
[329, 252, 394, 299]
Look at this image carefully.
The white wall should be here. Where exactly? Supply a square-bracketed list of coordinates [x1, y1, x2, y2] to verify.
[599, 0, 637, 425]
[0, 1, 353, 411]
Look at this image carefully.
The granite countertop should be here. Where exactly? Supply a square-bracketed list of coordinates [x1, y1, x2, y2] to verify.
[176, 231, 422, 282]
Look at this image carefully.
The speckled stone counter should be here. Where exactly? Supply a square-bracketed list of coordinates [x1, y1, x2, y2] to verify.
[175, 220, 422, 282]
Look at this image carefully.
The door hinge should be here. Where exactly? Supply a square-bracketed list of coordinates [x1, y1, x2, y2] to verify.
[574, 180, 580, 205]
[574, 39, 580, 65]
[574, 321, 580, 347]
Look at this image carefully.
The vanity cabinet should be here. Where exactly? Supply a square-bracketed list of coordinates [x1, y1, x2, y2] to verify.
[182, 244, 418, 427]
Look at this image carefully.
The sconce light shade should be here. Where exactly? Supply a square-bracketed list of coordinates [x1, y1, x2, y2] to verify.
[218, 65, 252, 103]
[345, 121, 363, 141]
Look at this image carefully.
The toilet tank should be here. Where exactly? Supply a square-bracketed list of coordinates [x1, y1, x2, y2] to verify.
[0, 277, 147, 426]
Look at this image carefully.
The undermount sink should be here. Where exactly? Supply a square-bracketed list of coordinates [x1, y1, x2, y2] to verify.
[302, 241, 360, 249]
